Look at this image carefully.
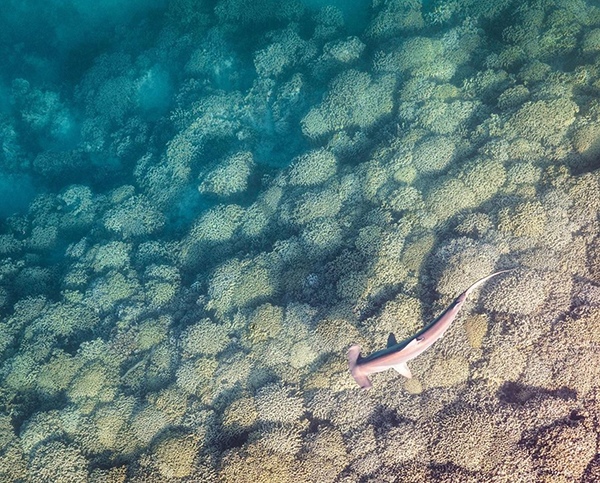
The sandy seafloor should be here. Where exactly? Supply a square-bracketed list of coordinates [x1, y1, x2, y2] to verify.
[1, 0, 600, 481]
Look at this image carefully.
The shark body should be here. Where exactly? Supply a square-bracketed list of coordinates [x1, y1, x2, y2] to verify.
[347, 270, 511, 389]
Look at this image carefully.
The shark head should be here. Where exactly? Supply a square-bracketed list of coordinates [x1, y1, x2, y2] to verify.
[347, 345, 373, 390]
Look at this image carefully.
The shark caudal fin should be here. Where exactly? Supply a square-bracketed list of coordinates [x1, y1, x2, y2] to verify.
[463, 269, 514, 299]
[347, 345, 373, 390]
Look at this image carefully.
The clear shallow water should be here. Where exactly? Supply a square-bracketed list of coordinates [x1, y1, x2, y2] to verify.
[1, 0, 600, 481]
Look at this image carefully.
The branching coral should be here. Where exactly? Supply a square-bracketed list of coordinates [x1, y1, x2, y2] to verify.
[255, 382, 305, 424]
[480, 268, 550, 315]
[181, 318, 231, 357]
[505, 98, 578, 145]
[103, 195, 166, 239]
[151, 431, 200, 479]
[198, 151, 255, 197]
[28, 441, 89, 483]
[219, 441, 301, 483]
[530, 422, 596, 482]
[429, 403, 497, 472]
[366, 0, 424, 39]
[207, 255, 277, 317]
[412, 135, 456, 174]
[287, 148, 337, 186]
[301, 70, 396, 139]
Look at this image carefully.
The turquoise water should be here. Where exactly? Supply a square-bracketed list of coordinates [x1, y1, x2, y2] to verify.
[1, 0, 600, 481]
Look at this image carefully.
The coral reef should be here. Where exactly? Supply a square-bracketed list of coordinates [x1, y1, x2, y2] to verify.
[2, 0, 600, 480]
[301, 69, 396, 139]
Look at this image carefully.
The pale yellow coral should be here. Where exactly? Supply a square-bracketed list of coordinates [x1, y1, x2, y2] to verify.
[287, 148, 337, 186]
[219, 442, 300, 483]
[175, 357, 219, 395]
[149, 386, 190, 421]
[369, 294, 422, 339]
[481, 269, 549, 315]
[412, 135, 456, 174]
[366, 0, 424, 39]
[255, 383, 305, 424]
[207, 255, 276, 317]
[67, 361, 119, 411]
[198, 151, 255, 197]
[222, 396, 259, 433]
[424, 355, 470, 389]
[531, 423, 596, 482]
[89, 466, 127, 483]
[251, 422, 305, 456]
[188, 203, 244, 243]
[506, 98, 578, 145]
[498, 200, 547, 237]
[181, 318, 230, 357]
[130, 405, 170, 445]
[300, 426, 349, 482]
[285, 188, 343, 225]
[135, 316, 170, 351]
[103, 195, 165, 239]
[92, 397, 135, 452]
[375, 44, 455, 80]
[425, 177, 478, 221]
[301, 70, 396, 138]
[0, 441, 27, 482]
[84, 271, 140, 313]
[28, 441, 89, 483]
[582, 28, 600, 52]
[247, 303, 283, 343]
[430, 403, 496, 471]
[152, 432, 200, 479]
[91, 241, 131, 272]
[36, 351, 84, 395]
[386, 185, 424, 212]
[479, 339, 528, 386]
[459, 157, 507, 204]
[300, 217, 343, 256]
[463, 314, 488, 349]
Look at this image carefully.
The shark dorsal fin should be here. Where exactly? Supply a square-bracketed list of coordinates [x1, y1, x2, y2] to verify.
[387, 333, 397, 347]
[392, 362, 413, 379]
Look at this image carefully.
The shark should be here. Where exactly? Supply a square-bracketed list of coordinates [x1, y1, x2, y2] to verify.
[347, 270, 512, 389]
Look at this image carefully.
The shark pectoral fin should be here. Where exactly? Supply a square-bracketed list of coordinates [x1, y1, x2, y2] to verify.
[392, 362, 413, 379]
[387, 332, 397, 347]
[352, 372, 373, 390]
[347, 345, 373, 390]
[403, 338, 420, 349]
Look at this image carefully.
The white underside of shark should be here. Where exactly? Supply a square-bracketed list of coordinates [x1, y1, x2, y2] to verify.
[347, 270, 512, 390]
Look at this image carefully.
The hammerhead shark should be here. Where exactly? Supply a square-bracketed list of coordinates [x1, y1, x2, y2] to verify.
[347, 270, 511, 389]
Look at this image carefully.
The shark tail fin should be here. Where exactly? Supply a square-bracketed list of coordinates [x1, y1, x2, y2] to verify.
[463, 269, 514, 299]
[347, 345, 373, 390]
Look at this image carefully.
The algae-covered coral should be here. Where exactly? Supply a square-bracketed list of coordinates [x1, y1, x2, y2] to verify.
[1, 0, 600, 480]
